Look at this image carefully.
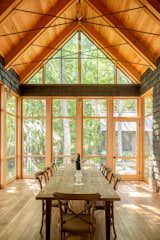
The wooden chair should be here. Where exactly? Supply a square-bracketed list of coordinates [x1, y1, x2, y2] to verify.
[54, 192, 101, 240]
[103, 166, 112, 181]
[35, 171, 47, 234]
[50, 161, 57, 171]
[35, 170, 59, 234]
[44, 166, 54, 180]
[96, 173, 121, 239]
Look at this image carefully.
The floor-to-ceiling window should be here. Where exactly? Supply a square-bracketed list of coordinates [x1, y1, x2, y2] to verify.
[6, 92, 16, 181]
[23, 99, 46, 176]
[52, 99, 76, 166]
[113, 98, 139, 178]
[83, 99, 107, 166]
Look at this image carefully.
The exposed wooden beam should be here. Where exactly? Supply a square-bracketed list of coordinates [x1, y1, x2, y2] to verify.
[5, 0, 75, 69]
[0, 0, 22, 24]
[137, 0, 160, 23]
[20, 23, 78, 83]
[88, 0, 157, 70]
[81, 24, 141, 84]
[20, 84, 140, 97]
[138, 0, 160, 21]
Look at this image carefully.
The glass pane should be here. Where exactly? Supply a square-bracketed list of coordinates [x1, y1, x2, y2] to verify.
[144, 96, 153, 115]
[23, 99, 46, 117]
[45, 52, 60, 83]
[6, 158, 16, 179]
[54, 156, 74, 167]
[62, 33, 78, 84]
[83, 99, 107, 116]
[98, 50, 114, 84]
[6, 95, 16, 114]
[83, 119, 106, 155]
[117, 68, 133, 84]
[23, 119, 46, 155]
[81, 33, 114, 84]
[23, 156, 45, 175]
[83, 157, 106, 168]
[115, 122, 136, 156]
[114, 99, 137, 117]
[27, 69, 42, 84]
[53, 99, 76, 116]
[81, 33, 97, 84]
[144, 116, 153, 179]
[116, 158, 136, 175]
[53, 119, 76, 155]
[6, 115, 16, 156]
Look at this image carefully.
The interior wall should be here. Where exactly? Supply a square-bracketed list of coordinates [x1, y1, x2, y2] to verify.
[141, 58, 160, 192]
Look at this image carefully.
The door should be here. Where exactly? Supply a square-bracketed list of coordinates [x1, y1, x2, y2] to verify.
[113, 120, 139, 179]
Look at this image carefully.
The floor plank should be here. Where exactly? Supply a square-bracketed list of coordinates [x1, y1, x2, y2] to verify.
[0, 180, 160, 240]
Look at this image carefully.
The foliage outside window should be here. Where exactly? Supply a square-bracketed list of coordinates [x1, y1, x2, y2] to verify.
[53, 99, 76, 166]
[83, 99, 107, 166]
[27, 32, 134, 85]
[23, 99, 46, 175]
[114, 99, 137, 117]
[6, 94, 16, 180]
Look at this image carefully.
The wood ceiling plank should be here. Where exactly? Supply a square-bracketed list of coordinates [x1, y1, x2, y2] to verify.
[138, 0, 160, 20]
[20, 23, 78, 83]
[88, 0, 157, 70]
[81, 23, 141, 84]
[5, 0, 75, 69]
[0, 0, 22, 24]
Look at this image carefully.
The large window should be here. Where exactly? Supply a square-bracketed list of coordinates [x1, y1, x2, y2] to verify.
[27, 32, 133, 85]
[52, 99, 76, 166]
[23, 99, 46, 175]
[144, 95, 153, 181]
[6, 93, 16, 180]
[83, 99, 107, 166]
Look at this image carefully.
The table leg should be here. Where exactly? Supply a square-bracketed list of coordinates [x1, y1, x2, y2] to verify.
[46, 199, 52, 240]
[105, 201, 111, 240]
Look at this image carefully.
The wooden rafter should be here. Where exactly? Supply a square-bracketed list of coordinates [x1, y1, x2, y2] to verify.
[137, 0, 160, 23]
[20, 23, 78, 83]
[88, 0, 156, 70]
[0, 0, 22, 24]
[5, 0, 75, 69]
[138, 0, 160, 20]
[81, 23, 141, 83]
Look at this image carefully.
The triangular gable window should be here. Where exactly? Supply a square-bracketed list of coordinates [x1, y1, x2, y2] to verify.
[27, 32, 134, 84]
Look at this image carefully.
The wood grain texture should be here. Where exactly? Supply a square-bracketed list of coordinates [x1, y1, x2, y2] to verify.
[36, 165, 120, 201]
[0, 179, 160, 240]
[20, 84, 140, 97]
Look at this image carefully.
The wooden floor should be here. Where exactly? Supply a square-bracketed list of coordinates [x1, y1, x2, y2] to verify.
[0, 179, 160, 240]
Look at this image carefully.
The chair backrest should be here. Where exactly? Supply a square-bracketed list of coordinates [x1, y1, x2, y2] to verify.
[103, 166, 112, 181]
[45, 166, 53, 179]
[109, 173, 121, 190]
[50, 162, 57, 171]
[54, 192, 100, 230]
[35, 171, 47, 190]
[99, 163, 104, 172]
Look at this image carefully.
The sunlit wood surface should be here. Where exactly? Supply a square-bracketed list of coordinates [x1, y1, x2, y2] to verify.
[0, 179, 160, 240]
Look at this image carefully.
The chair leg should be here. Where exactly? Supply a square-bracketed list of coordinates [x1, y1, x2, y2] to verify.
[111, 203, 117, 239]
[40, 201, 45, 234]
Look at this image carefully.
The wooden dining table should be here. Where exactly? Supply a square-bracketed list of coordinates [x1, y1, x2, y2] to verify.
[36, 164, 120, 240]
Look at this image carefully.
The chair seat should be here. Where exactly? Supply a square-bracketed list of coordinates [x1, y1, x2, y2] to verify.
[95, 200, 105, 210]
[51, 200, 59, 207]
[62, 214, 96, 233]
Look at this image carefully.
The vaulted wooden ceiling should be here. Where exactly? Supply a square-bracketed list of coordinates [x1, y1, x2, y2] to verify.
[0, 0, 160, 84]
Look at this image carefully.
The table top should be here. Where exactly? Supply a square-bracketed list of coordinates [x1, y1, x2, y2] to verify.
[36, 165, 120, 201]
